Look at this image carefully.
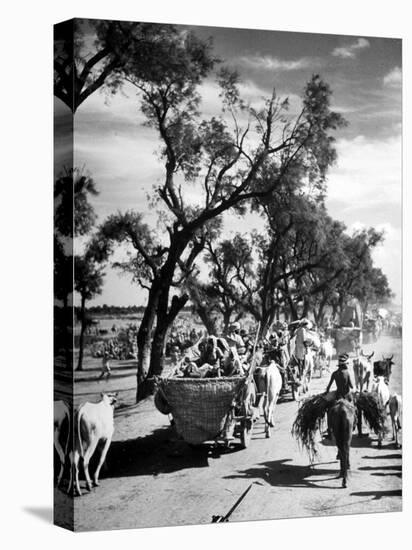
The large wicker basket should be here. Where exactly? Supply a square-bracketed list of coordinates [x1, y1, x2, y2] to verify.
[155, 377, 246, 444]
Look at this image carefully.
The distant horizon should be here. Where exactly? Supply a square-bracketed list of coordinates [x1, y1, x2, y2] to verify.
[72, 298, 402, 312]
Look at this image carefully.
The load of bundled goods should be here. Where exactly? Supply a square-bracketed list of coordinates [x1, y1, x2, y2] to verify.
[291, 393, 331, 461]
[292, 391, 387, 460]
[355, 391, 387, 435]
[154, 376, 245, 444]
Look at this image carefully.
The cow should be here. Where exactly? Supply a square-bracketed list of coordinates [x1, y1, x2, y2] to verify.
[254, 362, 282, 438]
[303, 343, 315, 387]
[54, 400, 71, 487]
[373, 355, 394, 383]
[68, 393, 117, 496]
[353, 350, 374, 391]
[388, 394, 402, 448]
[370, 376, 390, 448]
[318, 338, 334, 376]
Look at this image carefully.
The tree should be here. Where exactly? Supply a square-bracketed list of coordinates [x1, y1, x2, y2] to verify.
[187, 236, 252, 333]
[81, 23, 344, 398]
[275, 208, 348, 323]
[74, 251, 105, 371]
[56, 21, 346, 398]
[334, 228, 392, 315]
[109, 68, 345, 399]
[291, 227, 393, 324]
[201, 191, 347, 332]
[54, 20, 216, 113]
[185, 279, 222, 336]
[54, 168, 100, 369]
[54, 168, 98, 236]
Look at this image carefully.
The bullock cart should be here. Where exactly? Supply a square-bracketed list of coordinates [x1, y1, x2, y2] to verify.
[333, 327, 362, 356]
[155, 374, 256, 449]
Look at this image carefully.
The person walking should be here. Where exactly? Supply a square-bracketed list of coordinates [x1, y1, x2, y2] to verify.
[99, 351, 112, 379]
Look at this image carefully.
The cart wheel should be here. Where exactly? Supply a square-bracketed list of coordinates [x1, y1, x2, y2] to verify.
[240, 419, 253, 449]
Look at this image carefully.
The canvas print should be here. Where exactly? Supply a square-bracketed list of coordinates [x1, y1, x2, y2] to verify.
[54, 18, 402, 531]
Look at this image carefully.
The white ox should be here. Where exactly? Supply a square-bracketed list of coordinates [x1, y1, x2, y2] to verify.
[254, 362, 282, 438]
[370, 376, 390, 448]
[319, 338, 334, 374]
[353, 351, 374, 391]
[303, 346, 316, 386]
[68, 393, 117, 496]
[388, 394, 402, 448]
[54, 400, 70, 487]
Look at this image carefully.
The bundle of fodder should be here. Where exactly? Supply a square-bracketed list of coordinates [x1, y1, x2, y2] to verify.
[291, 393, 331, 460]
[355, 391, 387, 434]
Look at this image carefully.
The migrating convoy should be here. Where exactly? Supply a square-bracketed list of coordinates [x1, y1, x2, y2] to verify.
[54, 308, 402, 495]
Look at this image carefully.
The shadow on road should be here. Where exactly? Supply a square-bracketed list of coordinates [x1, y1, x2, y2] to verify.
[320, 434, 379, 450]
[100, 428, 244, 479]
[358, 464, 401, 472]
[362, 453, 402, 460]
[350, 489, 402, 500]
[223, 458, 342, 490]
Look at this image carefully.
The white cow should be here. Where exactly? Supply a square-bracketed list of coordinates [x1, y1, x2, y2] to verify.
[303, 345, 315, 387]
[319, 338, 334, 375]
[371, 376, 390, 448]
[388, 394, 402, 448]
[254, 362, 282, 438]
[353, 350, 374, 391]
[54, 400, 70, 487]
[68, 393, 117, 496]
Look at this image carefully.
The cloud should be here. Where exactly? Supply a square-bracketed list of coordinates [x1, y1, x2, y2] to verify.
[326, 134, 401, 298]
[332, 38, 370, 59]
[237, 54, 319, 72]
[327, 134, 401, 207]
[383, 66, 402, 87]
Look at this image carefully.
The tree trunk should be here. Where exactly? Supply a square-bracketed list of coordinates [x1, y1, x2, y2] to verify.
[286, 295, 298, 321]
[302, 298, 310, 319]
[315, 295, 328, 327]
[135, 229, 198, 400]
[77, 294, 87, 371]
[193, 300, 219, 334]
[223, 310, 232, 333]
[150, 293, 189, 377]
[331, 303, 339, 323]
[135, 285, 160, 402]
[261, 309, 275, 340]
[197, 308, 219, 335]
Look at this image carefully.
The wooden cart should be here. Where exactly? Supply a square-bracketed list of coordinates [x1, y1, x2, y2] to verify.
[155, 375, 256, 449]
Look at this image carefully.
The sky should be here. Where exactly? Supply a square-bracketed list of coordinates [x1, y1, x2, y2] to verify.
[55, 22, 402, 306]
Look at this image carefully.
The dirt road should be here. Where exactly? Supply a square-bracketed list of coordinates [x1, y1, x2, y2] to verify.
[55, 334, 402, 531]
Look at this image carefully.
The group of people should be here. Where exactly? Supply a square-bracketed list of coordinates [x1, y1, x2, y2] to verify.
[92, 325, 139, 362]
[166, 327, 203, 362]
[174, 319, 319, 387]
[176, 322, 253, 378]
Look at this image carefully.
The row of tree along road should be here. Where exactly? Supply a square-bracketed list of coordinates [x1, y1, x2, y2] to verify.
[54, 20, 392, 401]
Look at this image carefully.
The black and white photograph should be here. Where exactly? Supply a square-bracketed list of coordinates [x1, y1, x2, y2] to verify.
[52, 16, 403, 532]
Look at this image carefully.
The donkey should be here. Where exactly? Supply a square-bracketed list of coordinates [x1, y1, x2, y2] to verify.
[329, 399, 355, 488]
